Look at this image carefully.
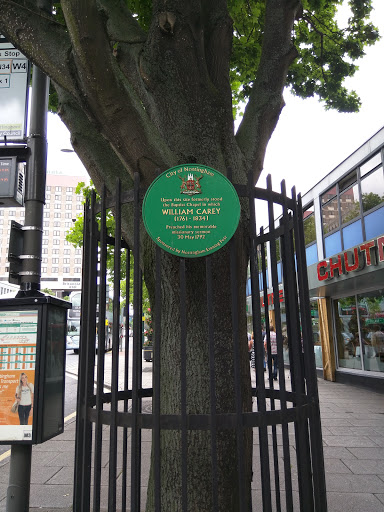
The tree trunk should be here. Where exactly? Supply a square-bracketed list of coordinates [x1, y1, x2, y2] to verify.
[144, 222, 253, 511]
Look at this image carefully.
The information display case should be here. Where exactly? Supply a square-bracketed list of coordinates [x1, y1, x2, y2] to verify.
[0, 295, 71, 444]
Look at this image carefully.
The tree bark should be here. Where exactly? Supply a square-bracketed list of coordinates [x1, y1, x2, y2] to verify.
[144, 220, 253, 511]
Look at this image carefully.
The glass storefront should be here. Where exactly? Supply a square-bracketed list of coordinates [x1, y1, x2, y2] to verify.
[311, 301, 323, 369]
[334, 289, 384, 373]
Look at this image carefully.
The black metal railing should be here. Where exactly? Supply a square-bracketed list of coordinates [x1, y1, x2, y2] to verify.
[73, 170, 327, 512]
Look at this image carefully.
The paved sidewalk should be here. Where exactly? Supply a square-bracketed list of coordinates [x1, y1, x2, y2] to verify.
[0, 351, 383, 511]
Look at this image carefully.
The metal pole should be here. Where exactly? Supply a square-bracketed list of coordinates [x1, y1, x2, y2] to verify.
[18, 63, 49, 294]
[7, 1, 51, 509]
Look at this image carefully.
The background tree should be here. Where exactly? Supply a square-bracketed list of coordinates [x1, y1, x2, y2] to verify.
[0, 1, 379, 510]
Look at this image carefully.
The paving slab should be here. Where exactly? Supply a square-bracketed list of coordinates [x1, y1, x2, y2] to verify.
[326, 492, 384, 512]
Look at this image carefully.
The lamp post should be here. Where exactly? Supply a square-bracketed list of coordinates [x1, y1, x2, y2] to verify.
[6, 2, 51, 510]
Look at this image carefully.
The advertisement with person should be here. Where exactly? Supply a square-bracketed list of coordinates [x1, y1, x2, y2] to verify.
[0, 310, 37, 442]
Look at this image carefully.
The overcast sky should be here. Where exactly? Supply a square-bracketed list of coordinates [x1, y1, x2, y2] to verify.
[47, 0, 384, 198]
[261, 0, 384, 197]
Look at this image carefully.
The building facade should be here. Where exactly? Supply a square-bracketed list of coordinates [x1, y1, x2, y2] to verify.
[0, 174, 86, 297]
[247, 127, 384, 390]
[303, 128, 384, 390]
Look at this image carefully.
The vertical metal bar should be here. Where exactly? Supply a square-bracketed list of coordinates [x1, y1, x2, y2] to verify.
[75, 194, 97, 511]
[206, 256, 219, 511]
[266, 175, 293, 512]
[295, 194, 328, 512]
[248, 173, 271, 511]
[72, 202, 87, 510]
[154, 244, 162, 511]
[108, 180, 122, 511]
[92, 187, 107, 512]
[179, 258, 188, 512]
[227, 167, 246, 512]
[73, 200, 91, 512]
[122, 247, 131, 511]
[229, 241, 246, 511]
[280, 183, 313, 512]
[131, 172, 142, 511]
[259, 225, 283, 512]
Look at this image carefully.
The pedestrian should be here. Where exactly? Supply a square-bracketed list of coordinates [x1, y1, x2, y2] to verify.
[262, 326, 266, 371]
[250, 333, 256, 369]
[248, 332, 252, 360]
[15, 373, 34, 425]
[264, 326, 278, 380]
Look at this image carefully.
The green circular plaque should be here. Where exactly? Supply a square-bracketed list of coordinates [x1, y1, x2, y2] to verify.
[143, 164, 241, 258]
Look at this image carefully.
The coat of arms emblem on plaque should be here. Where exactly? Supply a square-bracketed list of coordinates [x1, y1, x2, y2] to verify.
[179, 173, 203, 195]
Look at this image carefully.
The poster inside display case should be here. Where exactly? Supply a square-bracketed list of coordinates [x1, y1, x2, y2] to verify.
[0, 309, 37, 442]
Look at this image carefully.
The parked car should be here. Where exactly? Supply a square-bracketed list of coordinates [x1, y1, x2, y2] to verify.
[66, 334, 80, 354]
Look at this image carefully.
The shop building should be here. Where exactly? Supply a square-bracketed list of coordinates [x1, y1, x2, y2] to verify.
[248, 127, 384, 391]
[303, 128, 384, 390]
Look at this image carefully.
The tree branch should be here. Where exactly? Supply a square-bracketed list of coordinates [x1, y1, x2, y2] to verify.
[97, 0, 147, 44]
[236, 0, 300, 184]
[54, 85, 139, 247]
[57, 0, 176, 186]
[0, 0, 78, 98]
[202, 0, 233, 113]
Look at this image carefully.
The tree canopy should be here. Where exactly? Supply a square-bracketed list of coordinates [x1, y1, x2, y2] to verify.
[0, 0, 379, 199]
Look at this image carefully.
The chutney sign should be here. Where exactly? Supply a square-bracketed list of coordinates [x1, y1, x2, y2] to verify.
[143, 164, 241, 257]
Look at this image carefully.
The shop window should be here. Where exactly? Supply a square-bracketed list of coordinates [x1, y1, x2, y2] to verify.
[322, 196, 339, 234]
[339, 171, 357, 192]
[365, 206, 384, 240]
[357, 289, 384, 373]
[340, 183, 360, 224]
[321, 185, 337, 204]
[311, 300, 322, 369]
[258, 271, 268, 291]
[333, 296, 362, 370]
[303, 205, 316, 245]
[277, 262, 282, 284]
[360, 152, 382, 177]
[324, 231, 342, 258]
[360, 166, 384, 213]
[342, 219, 363, 250]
